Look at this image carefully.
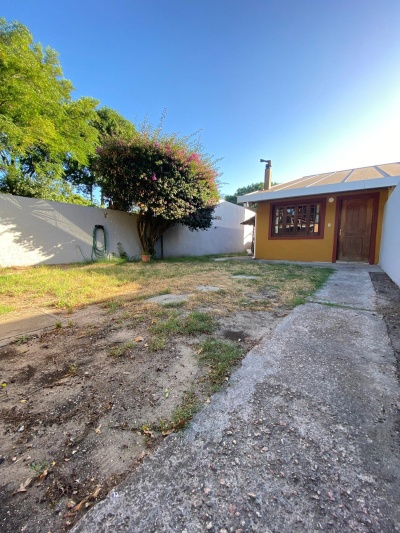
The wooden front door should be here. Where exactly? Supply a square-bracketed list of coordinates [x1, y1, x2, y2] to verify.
[337, 197, 373, 262]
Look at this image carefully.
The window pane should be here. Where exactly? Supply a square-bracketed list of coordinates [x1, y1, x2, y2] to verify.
[272, 202, 322, 237]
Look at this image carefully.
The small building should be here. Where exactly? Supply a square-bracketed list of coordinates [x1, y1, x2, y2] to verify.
[237, 162, 400, 264]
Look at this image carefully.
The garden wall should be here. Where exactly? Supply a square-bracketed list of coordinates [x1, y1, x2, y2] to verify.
[157, 201, 253, 258]
[379, 184, 400, 287]
[0, 195, 253, 267]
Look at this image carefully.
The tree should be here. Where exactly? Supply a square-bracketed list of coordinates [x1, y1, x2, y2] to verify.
[63, 106, 137, 202]
[0, 18, 99, 202]
[95, 129, 220, 254]
[224, 181, 279, 204]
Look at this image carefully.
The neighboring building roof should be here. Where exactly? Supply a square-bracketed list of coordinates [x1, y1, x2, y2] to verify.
[237, 162, 400, 204]
[240, 215, 255, 226]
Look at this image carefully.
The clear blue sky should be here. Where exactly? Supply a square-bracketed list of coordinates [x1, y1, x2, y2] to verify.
[2, 0, 400, 195]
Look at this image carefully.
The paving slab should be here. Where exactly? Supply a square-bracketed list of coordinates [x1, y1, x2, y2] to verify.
[196, 286, 221, 292]
[147, 294, 190, 305]
[0, 309, 65, 347]
[73, 267, 400, 532]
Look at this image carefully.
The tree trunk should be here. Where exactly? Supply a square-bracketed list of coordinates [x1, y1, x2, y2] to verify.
[137, 212, 173, 256]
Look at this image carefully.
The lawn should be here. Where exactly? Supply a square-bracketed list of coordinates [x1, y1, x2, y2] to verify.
[0, 256, 332, 314]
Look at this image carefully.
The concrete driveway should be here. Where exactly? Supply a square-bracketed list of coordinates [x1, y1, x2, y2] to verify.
[73, 264, 400, 532]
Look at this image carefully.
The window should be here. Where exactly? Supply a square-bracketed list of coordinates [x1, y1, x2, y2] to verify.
[271, 200, 325, 238]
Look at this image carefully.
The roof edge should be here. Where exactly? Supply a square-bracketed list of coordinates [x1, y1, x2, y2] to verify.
[237, 176, 400, 204]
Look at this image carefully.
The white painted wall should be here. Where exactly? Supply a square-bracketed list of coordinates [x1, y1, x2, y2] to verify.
[0, 196, 253, 267]
[0, 195, 141, 266]
[380, 185, 400, 287]
[156, 201, 254, 258]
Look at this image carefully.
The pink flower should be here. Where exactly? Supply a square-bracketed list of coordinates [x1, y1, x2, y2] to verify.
[152, 174, 157, 181]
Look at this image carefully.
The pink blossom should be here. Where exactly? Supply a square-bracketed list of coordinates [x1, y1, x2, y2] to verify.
[152, 174, 157, 181]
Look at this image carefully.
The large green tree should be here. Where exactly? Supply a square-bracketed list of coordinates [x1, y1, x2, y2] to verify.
[224, 181, 278, 204]
[96, 130, 220, 254]
[0, 18, 99, 202]
[63, 106, 137, 202]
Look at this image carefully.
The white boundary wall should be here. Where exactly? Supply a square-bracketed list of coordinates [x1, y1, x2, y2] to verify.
[0, 195, 253, 267]
[157, 201, 253, 258]
[380, 185, 400, 287]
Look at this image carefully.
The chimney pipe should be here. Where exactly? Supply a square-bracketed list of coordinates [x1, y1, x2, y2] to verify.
[260, 159, 272, 190]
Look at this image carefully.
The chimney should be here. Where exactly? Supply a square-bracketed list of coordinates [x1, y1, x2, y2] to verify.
[261, 159, 272, 190]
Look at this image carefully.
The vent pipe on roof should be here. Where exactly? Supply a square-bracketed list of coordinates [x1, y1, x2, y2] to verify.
[260, 159, 272, 190]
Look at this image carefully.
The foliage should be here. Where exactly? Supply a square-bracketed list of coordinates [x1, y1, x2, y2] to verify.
[224, 181, 278, 204]
[95, 127, 220, 253]
[63, 107, 137, 202]
[0, 18, 98, 202]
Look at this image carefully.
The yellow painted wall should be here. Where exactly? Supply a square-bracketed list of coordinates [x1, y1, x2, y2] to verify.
[255, 189, 388, 264]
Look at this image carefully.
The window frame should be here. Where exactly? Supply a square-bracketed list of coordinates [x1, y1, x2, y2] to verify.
[269, 197, 326, 240]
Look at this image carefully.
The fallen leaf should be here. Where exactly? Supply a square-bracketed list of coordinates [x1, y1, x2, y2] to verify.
[66, 500, 76, 509]
[39, 469, 48, 481]
[94, 424, 102, 434]
[20, 399, 27, 404]
[13, 478, 32, 495]
[1, 382, 6, 387]
[74, 497, 89, 512]
[165, 388, 169, 398]
[134, 336, 144, 342]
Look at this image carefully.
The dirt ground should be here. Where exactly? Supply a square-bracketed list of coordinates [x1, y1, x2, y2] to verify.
[2, 269, 398, 533]
[0, 295, 282, 533]
[370, 271, 400, 369]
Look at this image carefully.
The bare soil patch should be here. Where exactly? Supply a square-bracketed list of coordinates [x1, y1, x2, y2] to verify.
[0, 259, 331, 532]
[370, 271, 400, 367]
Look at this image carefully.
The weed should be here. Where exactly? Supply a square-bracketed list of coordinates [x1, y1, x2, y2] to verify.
[30, 460, 49, 474]
[68, 364, 78, 375]
[104, 300, 123, 312]
[147, 336, 166, 352]
[198, 339, 243, 389]
[183, 312, 216, 334]
[150, 311, 216, 336]
[0, 304, 13, 315]
[55, 321, 62, 329]
[157, 390, 200, 433]
[108, 340, 134, 357]
[14, 335, 31, 345]
[151, 311, 181, 335]
[163, 300, 185, 309]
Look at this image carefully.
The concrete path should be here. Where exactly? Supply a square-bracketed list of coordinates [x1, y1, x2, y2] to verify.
[73, 266, 400, 533]
[0, 308, 66, 347]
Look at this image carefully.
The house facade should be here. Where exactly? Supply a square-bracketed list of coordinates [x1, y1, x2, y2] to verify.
[238, 163, 400, 265]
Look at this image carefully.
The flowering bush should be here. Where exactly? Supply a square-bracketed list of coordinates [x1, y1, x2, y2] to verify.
[96, 129, 220, 254]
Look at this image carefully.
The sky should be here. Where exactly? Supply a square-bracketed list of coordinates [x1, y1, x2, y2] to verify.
[2, 0, 400, 196]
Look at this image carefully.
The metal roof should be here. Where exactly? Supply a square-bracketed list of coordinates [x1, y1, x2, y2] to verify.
[237, 162, 400, 204]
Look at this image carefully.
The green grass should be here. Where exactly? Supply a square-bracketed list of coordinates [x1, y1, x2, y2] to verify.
[199, 339, 243, 389]
[157, 390, 200, 433]
[151, 311, 216, 336]
[108, 340, 134, 357]
[0, 258, 333, 314]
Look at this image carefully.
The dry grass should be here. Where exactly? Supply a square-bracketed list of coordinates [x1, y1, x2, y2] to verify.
[0, 257, 332, 316]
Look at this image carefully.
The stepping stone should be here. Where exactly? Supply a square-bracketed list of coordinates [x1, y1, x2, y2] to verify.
[196, 285, 221, 292]
[147, 294, 189, 305]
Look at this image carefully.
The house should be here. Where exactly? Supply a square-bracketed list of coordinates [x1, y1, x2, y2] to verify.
[237, 162, 400, 264]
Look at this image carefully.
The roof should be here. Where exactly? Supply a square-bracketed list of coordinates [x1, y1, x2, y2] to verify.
[240, 215, 255, 225]
[237, 162, 400, 204]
